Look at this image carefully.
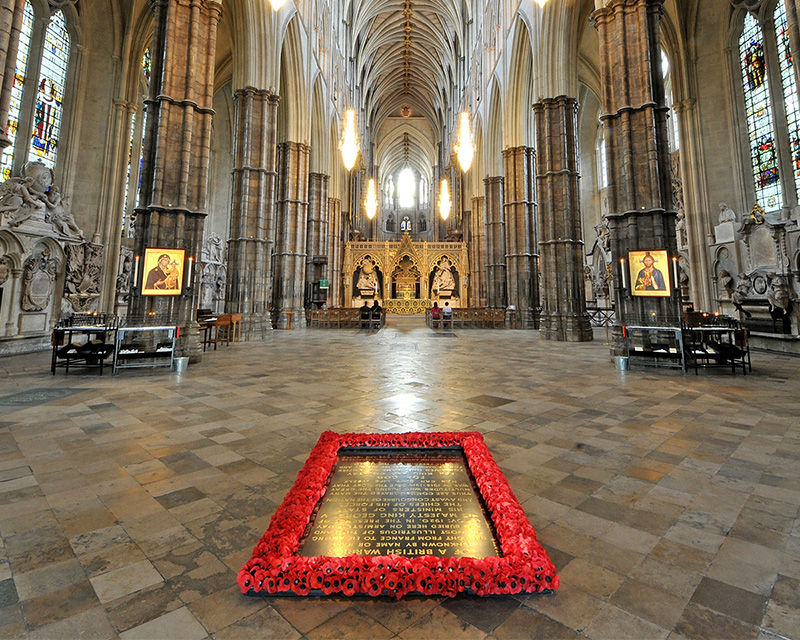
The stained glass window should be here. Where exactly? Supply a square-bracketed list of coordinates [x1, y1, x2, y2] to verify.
[775, 0, 800, 200]
[0, 1, 34, 181]
[141, 48, 152, 84]
[122, 49, 152, 237]
[121, 114, 136, 236]
[739, 11, 782, 211]
[29, 10, 70, 167]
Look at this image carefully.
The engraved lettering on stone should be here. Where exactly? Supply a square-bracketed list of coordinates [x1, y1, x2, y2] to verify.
[300, 454, 499, 559]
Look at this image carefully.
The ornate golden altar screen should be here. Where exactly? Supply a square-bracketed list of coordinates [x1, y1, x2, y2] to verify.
[343, 232, 467, 313]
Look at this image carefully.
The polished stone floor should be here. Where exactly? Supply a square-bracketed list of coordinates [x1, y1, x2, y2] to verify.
[1, 316, 798, 640]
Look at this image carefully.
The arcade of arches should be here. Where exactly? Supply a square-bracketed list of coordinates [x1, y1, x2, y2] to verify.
[1, 0, 800, 638]
[0, 0, 798, 354]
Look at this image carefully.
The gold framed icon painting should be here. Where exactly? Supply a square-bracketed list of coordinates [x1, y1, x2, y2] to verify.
[629, 250, 671, 297]
[141, 248, 185, 296]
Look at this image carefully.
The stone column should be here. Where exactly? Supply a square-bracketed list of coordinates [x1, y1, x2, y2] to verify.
[593, 0, 679, 354]
[787, 1, 800, 90]
[131, 0, 222, 358]
[503, 146, 539, 328]
[227, 87, 279, 338]
[533, 97, 593, 342]
[306, 172, 329, 306]
[273, 141, 310, 328]
[0, 0, 23, 153]
[484, 176, 506, 308]
[470, 195, 486, 307]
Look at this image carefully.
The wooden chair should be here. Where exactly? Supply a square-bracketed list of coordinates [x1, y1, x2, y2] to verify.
[230, 314, 242, 341]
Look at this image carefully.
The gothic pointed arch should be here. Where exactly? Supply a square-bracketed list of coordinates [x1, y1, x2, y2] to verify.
[505, 17, 535, 148]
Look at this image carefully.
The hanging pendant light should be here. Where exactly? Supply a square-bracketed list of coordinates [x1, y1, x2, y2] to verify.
[455, 112, 474, 172]
[439, 178, 451, 221]
[535, 0, 549, 7]
[269, 0, 287, 10]
[365, 178, 378, 220]
[340, 109, 359, 171]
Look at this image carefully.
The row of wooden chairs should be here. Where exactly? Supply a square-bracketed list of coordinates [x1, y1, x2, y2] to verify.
[198, 311, 242, 350]
[308, 308, 386, 329]
[426, 308, 507, 329]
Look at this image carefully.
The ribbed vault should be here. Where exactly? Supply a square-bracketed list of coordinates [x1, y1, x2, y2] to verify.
[349, 0, 464, 176]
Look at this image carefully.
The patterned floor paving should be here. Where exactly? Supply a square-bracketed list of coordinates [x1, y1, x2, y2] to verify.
[0, 315, 798, 639]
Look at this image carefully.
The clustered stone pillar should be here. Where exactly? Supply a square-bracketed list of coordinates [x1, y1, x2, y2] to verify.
[593, 0, 680, 354]
[533, 96, 593, 342]
[470, 195, 486, 307]
[227, 87, 280, 338]
[306, 172, 330, 306]
[273, 141, 310, 328]
[503, 146, 539, 328]
[0, 0, 24, 154]
[484, 176, 506, 308]
[328, 197, 342, 306]
[132, 0, 222, 357]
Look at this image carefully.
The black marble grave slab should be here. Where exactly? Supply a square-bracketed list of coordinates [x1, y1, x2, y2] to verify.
[299, 449, 500, 558]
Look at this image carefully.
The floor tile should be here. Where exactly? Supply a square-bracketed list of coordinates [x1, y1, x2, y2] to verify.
[0, 319, 798, 638]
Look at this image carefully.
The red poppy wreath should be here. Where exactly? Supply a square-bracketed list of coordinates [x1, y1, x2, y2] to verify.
[237, 431, 560, 598]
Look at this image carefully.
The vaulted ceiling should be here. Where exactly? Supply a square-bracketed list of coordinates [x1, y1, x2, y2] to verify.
[349, 0, 465, 180]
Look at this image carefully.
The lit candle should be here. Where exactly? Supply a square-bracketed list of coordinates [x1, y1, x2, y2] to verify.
[620, 258, 627, 290]
[185, 256, 194, 289]
[672, 256, 679, 290]
[133, 255, 140, 288]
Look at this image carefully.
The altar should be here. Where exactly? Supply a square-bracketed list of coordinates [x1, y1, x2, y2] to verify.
[343, 232, 467, 313]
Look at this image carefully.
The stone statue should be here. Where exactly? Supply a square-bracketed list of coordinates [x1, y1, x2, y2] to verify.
[116, 249, 132, 298]
[718, 269, 734, 299]
[592, 269, 610, 300]
[767, 274, 791, 315]
[203, 233, 223, 263]
[215, 271, 226, 302]
[675, 210, 687, 248]
[732, 273, 752, 318]
[432, 257, 456, 294]
[0, 176, 46, 227]
[0, 161, 83, 239]
[356, 258, 379, 293]
[594, 220, 610, 253]
[0, 256, 11, 286]
[718, 202, 736, 224]
[45, 186, 83, 240]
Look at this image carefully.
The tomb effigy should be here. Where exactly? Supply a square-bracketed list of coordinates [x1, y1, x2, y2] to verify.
[238, 431, 559, 598]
